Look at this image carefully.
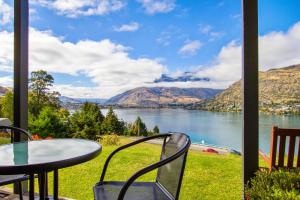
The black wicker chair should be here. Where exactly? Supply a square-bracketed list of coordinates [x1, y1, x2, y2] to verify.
[94, 132, 191, 200]
[0, 125, 33, 200]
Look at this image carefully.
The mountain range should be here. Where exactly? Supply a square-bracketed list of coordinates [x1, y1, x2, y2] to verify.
[105, 87, 222, 107]
[1, 63, 300, 114]
[59, 96, 107, 104]
[193, 64, 300, 114]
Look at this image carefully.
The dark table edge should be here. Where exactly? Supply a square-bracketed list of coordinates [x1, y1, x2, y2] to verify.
[0, 139, 102, 175]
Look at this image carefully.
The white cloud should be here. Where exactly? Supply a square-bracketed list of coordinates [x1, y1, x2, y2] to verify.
[0, 31, 13, 72]
[137, 0, 176, 15]
[0, 76, 13, 87]
[114, 22, 140, 32]
[31, 0, 126, 17]
[193, 21, 300, 88]
[178, 40, 202, 56]
[199, 25, 213, 34]
[2, 22, 300, 97]
[0, 28, 166, 98]
[199, 24, 224, 41]
[0, 0, 13, 25]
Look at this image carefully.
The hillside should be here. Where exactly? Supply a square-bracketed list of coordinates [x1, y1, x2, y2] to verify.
[194, 64, 300, 114]
[106, 87, 222, 108]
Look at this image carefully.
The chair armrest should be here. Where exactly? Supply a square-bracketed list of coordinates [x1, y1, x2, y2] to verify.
[117, 136, 190, 200]
[0, 125, 33, 140]
[100, 133, 171, 181]
[259, 149, 270, 167]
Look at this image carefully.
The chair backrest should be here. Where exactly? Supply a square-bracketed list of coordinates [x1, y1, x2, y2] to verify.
[0, 126, 32, 143]
[269, 126, 300, 170]
[156, 133, 190, 199]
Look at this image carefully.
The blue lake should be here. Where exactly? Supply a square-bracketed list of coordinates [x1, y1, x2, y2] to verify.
[102, 109, 300, 152]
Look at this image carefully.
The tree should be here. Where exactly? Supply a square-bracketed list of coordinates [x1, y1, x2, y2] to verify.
[101, 107, 125, 135]
[29, 70, 60, 117]
[131, 116, 148, 136]
[70, 102, 104, 140]
[153, 126, 160, 134]
[30, 106, 68, 138]
[0, 91, 13, 121]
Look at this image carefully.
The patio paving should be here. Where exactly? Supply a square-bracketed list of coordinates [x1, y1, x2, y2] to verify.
[0, 187, 74, 200]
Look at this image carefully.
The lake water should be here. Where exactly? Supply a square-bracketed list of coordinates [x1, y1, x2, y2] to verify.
[102, 109, 300, 152]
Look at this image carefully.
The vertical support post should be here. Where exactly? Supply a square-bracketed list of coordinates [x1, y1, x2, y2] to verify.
[14, 0, 29, 136]
[242, 0, 259, 197]
[14, 0, 29, 194]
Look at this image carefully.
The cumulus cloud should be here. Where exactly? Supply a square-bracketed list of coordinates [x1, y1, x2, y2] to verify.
[0, 28, 166, 98]
[114, 22, 140, 32]
[0, 76, 13, 87]
[0, 0, 13, 25]
[31, 0, 126, 17]
[178, 40, 202, 56]
[137, 0, 176, 15]
[2, 21, 300, 97]
[192, 21, 300, 88]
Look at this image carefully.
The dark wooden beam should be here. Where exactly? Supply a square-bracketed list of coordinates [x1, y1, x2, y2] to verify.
[14, 0, 29, 194]
[242, 0, 259, 196]
[14, 0, 29, 135]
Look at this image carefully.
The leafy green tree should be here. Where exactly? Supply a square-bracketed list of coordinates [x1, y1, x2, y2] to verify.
[30, 106, 68, 138]
[29, 70, 60, 117]
[0, 91, 13, 121]
[131, 116, 148, 136]
[70, 102, 104, 140]
[153, 126, 160, 134]
[101, 107, 125, 135]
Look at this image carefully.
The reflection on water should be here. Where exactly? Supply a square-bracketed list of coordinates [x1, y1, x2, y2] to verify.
[102, 109, 300, 152]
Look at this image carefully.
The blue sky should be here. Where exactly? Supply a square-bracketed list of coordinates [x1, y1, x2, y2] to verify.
[1, 0, 300, 98]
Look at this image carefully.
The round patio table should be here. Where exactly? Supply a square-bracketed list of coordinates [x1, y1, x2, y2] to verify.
[0, 139, 102, 200]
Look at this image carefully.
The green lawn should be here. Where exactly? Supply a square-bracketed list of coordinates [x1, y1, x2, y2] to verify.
[43, 138, 243, 200]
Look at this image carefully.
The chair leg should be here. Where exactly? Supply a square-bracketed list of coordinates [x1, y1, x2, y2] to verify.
[18, 182, 23, 200]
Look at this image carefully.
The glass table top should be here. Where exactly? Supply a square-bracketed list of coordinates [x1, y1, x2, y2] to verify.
[0, 139, 101, 167]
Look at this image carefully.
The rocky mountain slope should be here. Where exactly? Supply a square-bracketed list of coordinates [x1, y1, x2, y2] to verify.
[106, 87, 222, 107]
[194, 64, 300, 114]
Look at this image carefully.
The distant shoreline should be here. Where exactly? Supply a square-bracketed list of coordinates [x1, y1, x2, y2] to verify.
[99, 105, 300, 116]
[129, 136, 240, 155]
[65, 104, 300, 116]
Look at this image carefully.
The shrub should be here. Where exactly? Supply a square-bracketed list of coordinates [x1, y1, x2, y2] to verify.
[246, 169, 300, 200]
[69, 102, 104, 140]
[101, 107, 125, 135]
[100, 134, 120, 146]
[30, 106, 68, 138]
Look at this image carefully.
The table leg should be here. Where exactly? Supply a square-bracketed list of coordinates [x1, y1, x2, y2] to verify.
[39, 173, 46, 200]
[54, 170, 59, 200]
[29, 174, 35, 200]
[45, 173, 49, 200]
